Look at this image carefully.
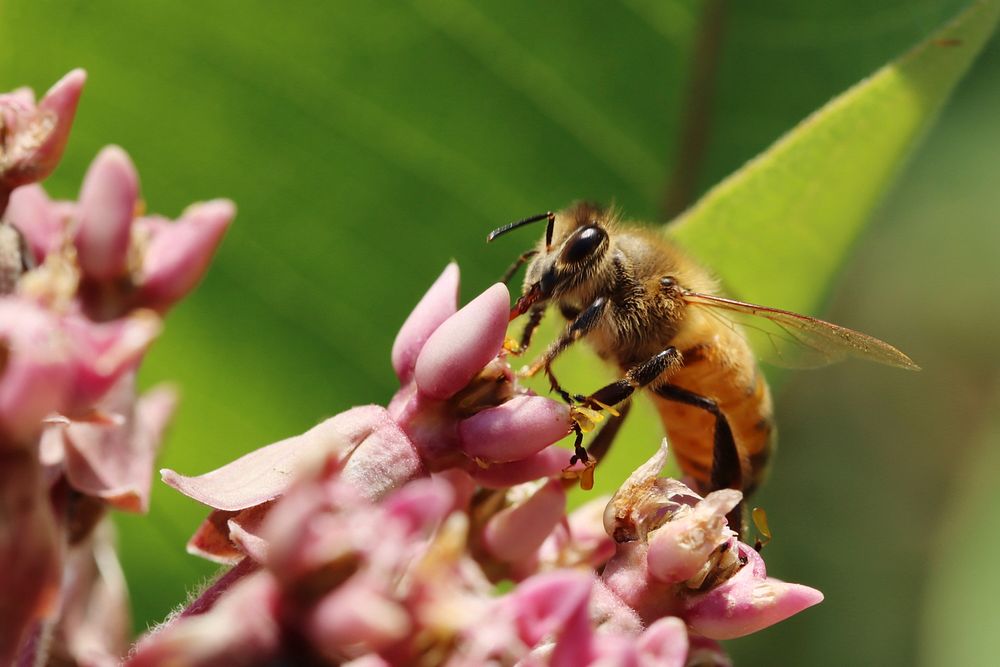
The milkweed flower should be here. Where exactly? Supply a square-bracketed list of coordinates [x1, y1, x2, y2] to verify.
[0, 69, 85, 209]
[600, 441, 824, 640]
[140, 265, 823, 666]
[0, 70, 233, 666]
[163, 265, 574, 564]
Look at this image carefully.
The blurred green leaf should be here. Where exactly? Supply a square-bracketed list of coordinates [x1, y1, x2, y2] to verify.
[568, 0, 999, 496]
[669, 0, 1000, 314]
[918, 387, 1000, 666]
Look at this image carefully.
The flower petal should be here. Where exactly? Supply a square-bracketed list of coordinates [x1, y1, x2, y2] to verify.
[136, 199, 234, 311]
[62, 379, 176, 512]
[5, 185, 68, 263]
[636, 616, 688, 667]
[646, 489, 740, 584]
[482, 479, 565, 565]
[74, 146, 138, 281]
[391, 263, 459, 384]
[683, 544, 824, 639]
[126, 570, 279, 667]
[162, 406, 388, 511]
[459, 395, 570, 463]
[471, 445, 570, 488]
[414, 282, 508, 400]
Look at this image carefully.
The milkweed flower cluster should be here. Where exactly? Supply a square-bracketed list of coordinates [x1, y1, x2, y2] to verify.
[134, 265, 822, 665]
[0, 71, 233, 666]
[0, 70, 821, 667]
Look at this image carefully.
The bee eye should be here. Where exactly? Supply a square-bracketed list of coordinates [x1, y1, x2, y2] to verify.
[560, 225, 606, 264]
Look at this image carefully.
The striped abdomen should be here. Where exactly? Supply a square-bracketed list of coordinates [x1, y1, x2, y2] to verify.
[652, 345, 775, 495]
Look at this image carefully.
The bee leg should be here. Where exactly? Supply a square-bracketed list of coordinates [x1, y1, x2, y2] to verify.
[653, 383, 745, 532]
[584, 400, 632, 465]
[500, 249, 539, 285]
[516, 305, 546, 355]
[580, 348, 682, 409]
[524, 296, 608, 380]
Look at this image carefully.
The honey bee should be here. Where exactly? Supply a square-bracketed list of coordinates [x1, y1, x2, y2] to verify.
[488, 202, 918, 499]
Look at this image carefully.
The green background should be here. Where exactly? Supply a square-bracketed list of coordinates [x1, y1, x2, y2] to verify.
[2, 1, 998, 664]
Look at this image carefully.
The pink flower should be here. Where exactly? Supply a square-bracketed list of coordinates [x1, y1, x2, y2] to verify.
[0, 298, 160, 445]
[0, 69, 85, 208]
[387, 264, 572, 481]
[164, 266, 572, 563]
[600, 440, 824, 640]
[6, 146, 234, 319]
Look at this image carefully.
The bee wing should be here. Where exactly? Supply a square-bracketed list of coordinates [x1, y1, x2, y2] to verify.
[681, 291, 920, 371]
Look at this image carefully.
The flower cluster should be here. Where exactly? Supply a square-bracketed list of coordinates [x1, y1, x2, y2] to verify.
[132, 265, 822, 665]
[0, 69, 822, 667]
[0, 71, 233, 666]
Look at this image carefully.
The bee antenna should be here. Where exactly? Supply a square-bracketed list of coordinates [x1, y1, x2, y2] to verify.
[487, 211, 556, 247]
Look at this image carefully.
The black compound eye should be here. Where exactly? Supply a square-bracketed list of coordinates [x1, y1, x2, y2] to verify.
[560, 225, 606, 264]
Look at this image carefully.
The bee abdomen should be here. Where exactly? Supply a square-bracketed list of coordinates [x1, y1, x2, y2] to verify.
[653, 363, 774, 495]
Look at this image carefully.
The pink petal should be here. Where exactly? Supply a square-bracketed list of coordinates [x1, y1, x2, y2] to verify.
[32, 69, 86, 181]
[162, 406, 388, 511]
[74, 146, 138, 281]
[414, 282, 509, 400]
[0, 298, 75, 443]
[127, 570, 279, 667]
[538, 496, 616, 572]
[636, 616, 688, 667]
[227, 515, 270, 564]
[683, 545, 824, 640]
[136, 199, 234, 312]
[341, 413, 424, 501]
[0, 69, 85, 191]
[507, 570, 593, 646]
[646, 489, 741, 584]
[459, 395, 570, 463]
[482, 479, 565, 565]
[391, 263, 459, 384]
[382, 478, 455, 535]
[62, 379, 176, 512]
[64, 310, 161, 412]
[54, 521, 130, 667]
[471, 445, 570, 488]
[306, 583, 411, 658]
[5, 184, 69, 262]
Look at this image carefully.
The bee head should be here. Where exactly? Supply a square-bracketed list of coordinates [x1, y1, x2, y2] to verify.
[489, 202, 613, 317]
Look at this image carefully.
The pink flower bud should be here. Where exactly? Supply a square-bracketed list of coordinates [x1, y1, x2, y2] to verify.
[74, 146, 138, 281]
[391, 263, 458, 384]
[414, 282, 509, 400]
[0, 69, 86, 198]
[135, 199, 234, 312]
[482, 479, 565, 566]
[5, 184, 71, 263]
[459, 395, 570, 463]
[683, 543, 824, 640]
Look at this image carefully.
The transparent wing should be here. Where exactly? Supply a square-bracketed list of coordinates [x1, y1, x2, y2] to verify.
[681, 291, 920, 371]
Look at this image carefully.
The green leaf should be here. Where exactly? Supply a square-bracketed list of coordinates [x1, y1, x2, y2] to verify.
[668, 0, 1000, 314]
[571, 0, 1000, 497]
[918, 388, 1000, 666]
